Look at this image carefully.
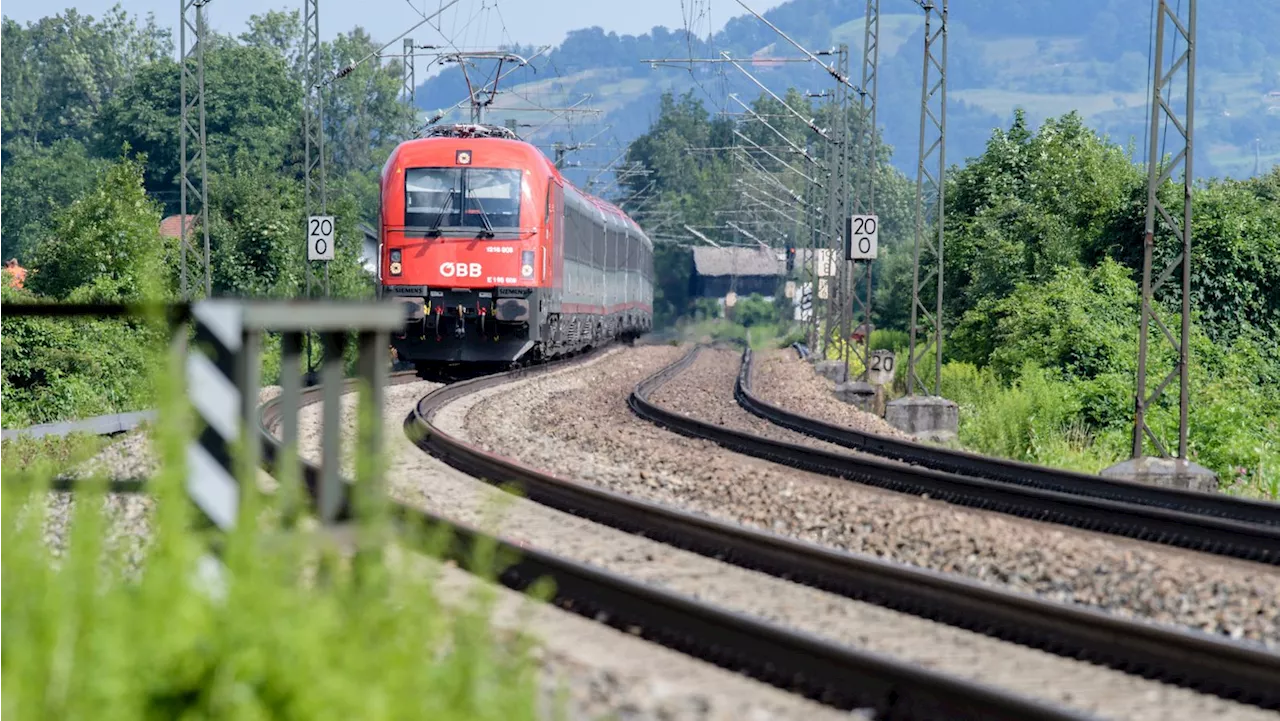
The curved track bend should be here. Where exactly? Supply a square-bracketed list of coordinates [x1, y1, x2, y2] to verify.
[406, 346, 1280, 711]
[258, 353, 1080, 720]
[641, 347, 1280, 563]
[738, 348, 1280, 528]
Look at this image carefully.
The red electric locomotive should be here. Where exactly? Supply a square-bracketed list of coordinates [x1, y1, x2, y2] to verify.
[379, 124, 653, 369]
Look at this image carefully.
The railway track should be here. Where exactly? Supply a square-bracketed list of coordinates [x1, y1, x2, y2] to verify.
[254, 353, 1087, 721]
[739, 348, 1280, 528]
[407, 346, 1280, 712]
[635, 346, 1280, 564]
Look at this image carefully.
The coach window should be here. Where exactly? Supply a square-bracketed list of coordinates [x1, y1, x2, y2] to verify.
[594, 212, 607, 269]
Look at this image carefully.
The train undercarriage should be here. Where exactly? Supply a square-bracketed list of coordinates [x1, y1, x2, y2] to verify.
[387, 287, 651, 375]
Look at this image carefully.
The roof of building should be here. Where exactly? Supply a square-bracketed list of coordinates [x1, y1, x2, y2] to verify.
[159, 214, 196, 239]
[691, 246, 783, 277]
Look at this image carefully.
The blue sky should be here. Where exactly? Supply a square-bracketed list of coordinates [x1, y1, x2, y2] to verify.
[4, 1, 786, 51]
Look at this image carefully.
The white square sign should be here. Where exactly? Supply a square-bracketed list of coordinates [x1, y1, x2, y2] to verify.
[307, 215, 336, 261]
[846, 214, 878, 260]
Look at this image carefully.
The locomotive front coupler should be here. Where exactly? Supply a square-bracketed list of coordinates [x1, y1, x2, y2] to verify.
[453, 304, 467, 339]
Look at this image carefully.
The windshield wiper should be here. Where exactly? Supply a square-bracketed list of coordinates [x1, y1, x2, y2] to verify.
[469, 196, 496, 238]
[426, 188, 457, 235]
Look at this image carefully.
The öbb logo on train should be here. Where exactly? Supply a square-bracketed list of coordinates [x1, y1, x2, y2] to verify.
[439, 262, 483, 278]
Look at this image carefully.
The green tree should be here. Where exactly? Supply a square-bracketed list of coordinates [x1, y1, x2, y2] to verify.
[942, 110, 1142, 324]
[26, 154, 172, 301]
[1, 7, 170, 149]
[206, 162, 306, 298]
[953, 258, 1138, 383]
[96, 43, 301, 200]
[0, 140, 110, 263]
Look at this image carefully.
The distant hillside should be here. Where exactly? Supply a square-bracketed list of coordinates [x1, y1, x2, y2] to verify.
[415, 0, 1280, 191]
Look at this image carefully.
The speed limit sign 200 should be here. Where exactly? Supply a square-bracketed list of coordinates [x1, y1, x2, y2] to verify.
[846, 214, 878, 261]
[307, 215, 335, 261]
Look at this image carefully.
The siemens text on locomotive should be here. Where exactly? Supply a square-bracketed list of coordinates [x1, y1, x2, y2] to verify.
[379, 124, 654, 369]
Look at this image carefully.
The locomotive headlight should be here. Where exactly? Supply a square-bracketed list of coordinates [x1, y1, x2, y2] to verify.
[520, 250, 535, 279]
[389, 249, 402, 276]
[390, 262, 402, 275]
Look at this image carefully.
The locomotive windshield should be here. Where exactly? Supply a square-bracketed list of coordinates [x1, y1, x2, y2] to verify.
[405, 167, 522, 233]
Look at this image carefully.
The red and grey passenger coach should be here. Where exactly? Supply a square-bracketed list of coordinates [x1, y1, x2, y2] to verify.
[379, 124, 654, 369]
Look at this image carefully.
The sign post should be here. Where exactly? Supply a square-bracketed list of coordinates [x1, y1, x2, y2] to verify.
[307, 215, 335, 304]
[845, 214, 879, 261]
[307, 215, 336, 263]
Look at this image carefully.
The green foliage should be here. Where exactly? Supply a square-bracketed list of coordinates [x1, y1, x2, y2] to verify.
[943, 110, 1142, 324]
[96, 44, 301, 197]
[733, 293, 778, 328]
[2, 377, 543, 720]
[914, 111, 1280, 494]
[1, 7, 171, 149]
[1, 285, 167, 427]
[1, 139, 110, 264]
[206, 164, 306, 298]
[943, 361, 1113, 472]
[953, 259, 1138, 383]
[26, 154, 171, 301]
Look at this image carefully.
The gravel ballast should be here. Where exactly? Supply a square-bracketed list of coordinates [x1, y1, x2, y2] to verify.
[432, 348, 1277, 720]
[749, 347, 909, 437]
[463, 345, 1280, 650]
[32, 385, 280, 567]
[288, 369, 846, 721]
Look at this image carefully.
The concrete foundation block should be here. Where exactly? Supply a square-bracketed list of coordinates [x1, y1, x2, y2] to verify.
[834, 381, 876, 412]
[813, 360, 848, 383]
[1099, 456, 1219, 493]
[886, 395, 959, 443]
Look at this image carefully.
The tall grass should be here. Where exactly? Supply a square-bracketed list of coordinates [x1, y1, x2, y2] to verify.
[2, 347, 545, 720]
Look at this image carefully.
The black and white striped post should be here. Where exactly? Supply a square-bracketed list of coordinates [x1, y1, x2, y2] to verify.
[185, 300, 402, 543]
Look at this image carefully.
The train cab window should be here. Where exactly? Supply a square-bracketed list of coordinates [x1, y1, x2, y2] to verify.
[406, 168, 462, 228]
[405, 167, 522, 232]
[464, 168, 522, 229]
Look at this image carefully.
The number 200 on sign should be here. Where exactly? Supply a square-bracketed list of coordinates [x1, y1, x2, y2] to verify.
[846, 214, 878, 261]
[307, 215, 335, 261]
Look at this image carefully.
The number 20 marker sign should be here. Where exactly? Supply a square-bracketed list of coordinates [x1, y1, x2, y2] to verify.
[307, 215, 335, 261]
[845, 214, 878, 261]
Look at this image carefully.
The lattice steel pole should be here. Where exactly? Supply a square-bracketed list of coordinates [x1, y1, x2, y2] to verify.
[906, 0, 946, 396]
[805, 155, 821, 349]
[179, 0, 212, 298]
[1133, 0, 1196, 460]
[833, 45, 853, 368]
[850, 0, 880, 378]
[402, 38, 416, 105]
[303, 0, 328, 298]
[820, 91, 840, 359]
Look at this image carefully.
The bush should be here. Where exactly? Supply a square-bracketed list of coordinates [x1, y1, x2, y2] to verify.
[948, 361, 1121, 473]
[733, 293, 777, 328]
[26, 153, 173, 301]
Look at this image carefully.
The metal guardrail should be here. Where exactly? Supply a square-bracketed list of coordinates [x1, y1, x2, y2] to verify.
[737, 349, 1280, 527]
[1, 299, 401, 542]
[1, 410, 158, 441]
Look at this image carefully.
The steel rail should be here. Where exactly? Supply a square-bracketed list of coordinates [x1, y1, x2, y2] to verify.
[737, 349, 1280, 527]
[636, 348, 1280, 563]
[409, 347, 1280, 709]
[255, 355, 1085, 720]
